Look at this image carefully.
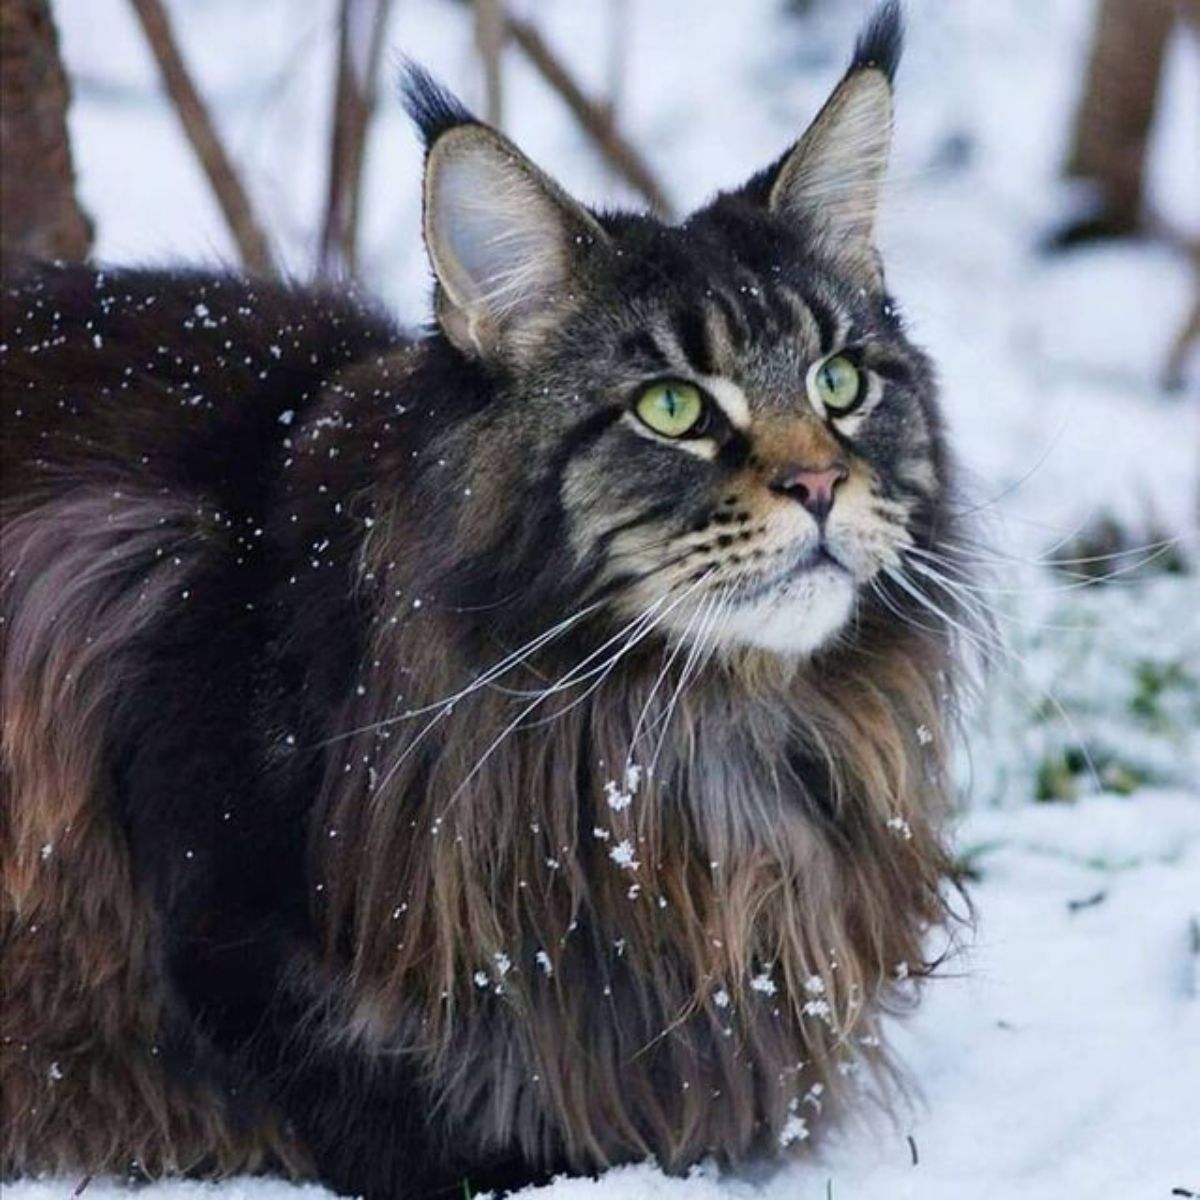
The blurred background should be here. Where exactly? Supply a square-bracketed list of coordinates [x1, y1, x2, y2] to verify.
[2, 2, 1198, 1196]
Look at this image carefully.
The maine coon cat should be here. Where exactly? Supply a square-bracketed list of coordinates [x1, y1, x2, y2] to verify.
[1, 4, 976, 1196]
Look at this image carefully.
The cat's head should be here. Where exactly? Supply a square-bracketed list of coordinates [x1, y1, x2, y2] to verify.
[403, 2, 953, 657]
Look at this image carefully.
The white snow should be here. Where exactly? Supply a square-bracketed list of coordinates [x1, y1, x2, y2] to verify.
[604, 780, 635, 812]
[609, 839, 639, 870]
[749, 971, 777, 997]
[16, 0, 1199, 1197]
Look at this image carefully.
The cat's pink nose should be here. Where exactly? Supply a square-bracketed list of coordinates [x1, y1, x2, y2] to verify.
[769, 463, 848, 520]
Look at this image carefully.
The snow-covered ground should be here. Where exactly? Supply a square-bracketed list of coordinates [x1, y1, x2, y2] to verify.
[18, 0, 1200, 1196]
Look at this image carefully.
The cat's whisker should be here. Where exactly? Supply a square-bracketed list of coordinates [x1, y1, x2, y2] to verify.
[367, 599, 660, 804]
[869, 574, 955, 647]
[318, 598, 607, 747]
[647, 587, 731, 777]
[880, 564, 1105, 795]
[623, 597, 708, 769]
[880, 564, 997, 666]
[480, 552, 715, 710]
[907, 537, 1181, 590]
[408, 595, 674, 800]
[902, 563, 1074, 639]
[901, 558, 1072, 634]
[518, 595, 702, 728]
[538, 584, 725, 741]
[937, 417, 1073, 524]
[688, 588, 737, 692]
[439, 572, 717, 812]
[902, 555, 1024, 614]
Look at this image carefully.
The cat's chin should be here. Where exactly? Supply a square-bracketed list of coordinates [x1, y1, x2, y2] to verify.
[718, 563, 857, 655]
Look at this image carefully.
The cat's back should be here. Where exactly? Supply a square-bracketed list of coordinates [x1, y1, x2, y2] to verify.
[0, 257, 399, 511]
[0, 261, 405, 1176]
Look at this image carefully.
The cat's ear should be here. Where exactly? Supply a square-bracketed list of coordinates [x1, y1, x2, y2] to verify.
[764, 2, 902, 280]
[402, 65, 607, 359]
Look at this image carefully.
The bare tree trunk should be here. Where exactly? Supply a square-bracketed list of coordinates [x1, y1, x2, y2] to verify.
[318, 0, 394, 278]
[129, 0, 275, 276]
[0, 0, 92, 261]
[1064, 0, 1200, 232]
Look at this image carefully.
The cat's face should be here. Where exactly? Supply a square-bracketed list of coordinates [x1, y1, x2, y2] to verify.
[409, 22, 948, 656]
[529, 209, 942, 655]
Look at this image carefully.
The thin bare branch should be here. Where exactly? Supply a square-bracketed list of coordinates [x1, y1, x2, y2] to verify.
[129, 0, 275, 275]
[505, 15, 674, 220]
[319, 0, 395, 277]
[474, 0, 505, 129]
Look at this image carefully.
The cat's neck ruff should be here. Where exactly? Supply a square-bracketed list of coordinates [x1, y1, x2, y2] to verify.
[317, 609, 957, 1170]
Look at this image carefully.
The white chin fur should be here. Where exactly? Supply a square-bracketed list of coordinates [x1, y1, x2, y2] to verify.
[719, 565, 856, 655]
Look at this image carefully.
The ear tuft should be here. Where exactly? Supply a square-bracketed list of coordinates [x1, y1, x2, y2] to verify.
[763, 4, 902, 279]
[400, 62, 477, 151]
[850, 1, 904, 83]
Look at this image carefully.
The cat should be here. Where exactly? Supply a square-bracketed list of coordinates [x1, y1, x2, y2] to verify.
[1, 4, 977, 1196]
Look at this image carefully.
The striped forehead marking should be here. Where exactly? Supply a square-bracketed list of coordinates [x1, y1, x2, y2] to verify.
[698, 374, 751, 430]
[623, 278, 855, 437]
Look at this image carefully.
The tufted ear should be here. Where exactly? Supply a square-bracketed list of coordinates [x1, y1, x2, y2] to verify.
[766, 2, 901, 277]
[402, 66, 607, 360]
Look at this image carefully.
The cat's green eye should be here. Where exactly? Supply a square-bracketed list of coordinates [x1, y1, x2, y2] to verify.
[809, 355, 862, 415]
[634, 381, 705, 438]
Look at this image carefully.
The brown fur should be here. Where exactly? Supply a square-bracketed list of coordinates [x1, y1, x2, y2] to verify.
[0, 489, 305, 1178]
[313, 495, 963, 1171]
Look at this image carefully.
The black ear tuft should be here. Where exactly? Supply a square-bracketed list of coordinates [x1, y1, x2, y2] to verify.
[849, 1, 904, 83]
[400, 62, 477, 151]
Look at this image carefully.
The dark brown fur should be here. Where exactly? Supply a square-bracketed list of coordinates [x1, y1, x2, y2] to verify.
[1, 491, 306, 1177]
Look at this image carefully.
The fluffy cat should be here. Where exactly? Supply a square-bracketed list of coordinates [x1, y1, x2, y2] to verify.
[1, 4, 975, 1196]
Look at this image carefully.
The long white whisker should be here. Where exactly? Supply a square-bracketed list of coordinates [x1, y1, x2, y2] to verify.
[647, 587, 728, 776]
[905, 541, 1179, 595]
[882, 563, 1105, 795]
[623, 593, 712, 770]
[440, 573, 716, 812]
[318, 598, 606, 748]
[520, 597, 694, 730]
[882, 565, 997, 663]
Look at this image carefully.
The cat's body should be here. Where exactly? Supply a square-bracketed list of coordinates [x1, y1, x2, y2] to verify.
[1, 7, 976, 1197]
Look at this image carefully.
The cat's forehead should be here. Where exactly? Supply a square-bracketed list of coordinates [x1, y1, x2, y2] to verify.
[585, 212, 878, 398]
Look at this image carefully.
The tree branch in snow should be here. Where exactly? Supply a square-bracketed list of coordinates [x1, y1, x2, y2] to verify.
[129, 0, 275, 276]
[319, 0, 394, 278]
[505, 14, 674, 220]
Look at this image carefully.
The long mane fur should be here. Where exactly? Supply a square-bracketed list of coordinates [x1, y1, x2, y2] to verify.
[314, 488, 968, 1168]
